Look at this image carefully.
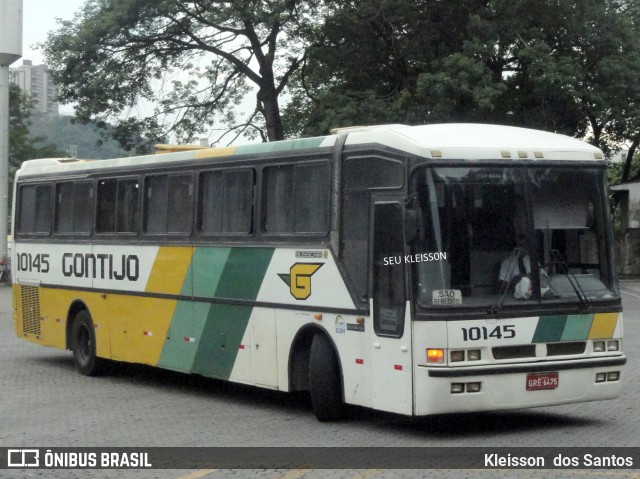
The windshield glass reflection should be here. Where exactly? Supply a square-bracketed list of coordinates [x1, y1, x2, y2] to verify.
[410, 166, 617, 309]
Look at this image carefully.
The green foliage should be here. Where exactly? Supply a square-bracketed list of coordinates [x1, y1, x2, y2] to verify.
[286, 0, 640, 164]
[43, 0, 321, 149]
[8, 84, 65, 210]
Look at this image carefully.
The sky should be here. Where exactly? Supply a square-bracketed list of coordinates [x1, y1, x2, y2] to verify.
[9, 0, 254, 144]
[10, 0, 86, 114]
[12, 0, 85, 66]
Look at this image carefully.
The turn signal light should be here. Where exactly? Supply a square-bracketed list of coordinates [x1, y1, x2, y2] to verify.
[427, 348, 445, 364]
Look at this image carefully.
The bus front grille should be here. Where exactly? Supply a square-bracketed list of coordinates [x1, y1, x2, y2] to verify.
[546, 341, 586, 356]
[20, 286, 41, 336]
[492, 345, 536, 360]
[492, 341, 587, 360]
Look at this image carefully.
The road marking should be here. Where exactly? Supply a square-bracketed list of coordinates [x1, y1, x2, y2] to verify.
[349, 469, 381, 479]
[274, 469, 312, 479]
[620, 287, 640, 300]
[175, 470, 217, 479]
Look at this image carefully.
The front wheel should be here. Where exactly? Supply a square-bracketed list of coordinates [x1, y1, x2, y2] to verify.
[71, 311, 106, 376]
[309, 333, 344, 421]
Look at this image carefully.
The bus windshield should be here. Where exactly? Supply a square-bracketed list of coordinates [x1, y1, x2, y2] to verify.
[410, 165, 617, 309]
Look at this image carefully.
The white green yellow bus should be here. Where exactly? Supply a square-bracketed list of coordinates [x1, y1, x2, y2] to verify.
[11, 123, 625, 421]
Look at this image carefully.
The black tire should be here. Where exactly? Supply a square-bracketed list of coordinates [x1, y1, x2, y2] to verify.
[71, 310, 106, 376]
[309, 333, 344, 422]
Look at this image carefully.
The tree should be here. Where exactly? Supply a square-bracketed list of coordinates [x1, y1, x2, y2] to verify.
[43, 0, 321, 150]
[287, 0, 640, 163]
[285, 0, 487, 136]
[8, 84, 63, 209]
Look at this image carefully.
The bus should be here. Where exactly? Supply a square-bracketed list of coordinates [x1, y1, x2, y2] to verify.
[11, 123, 625, 421]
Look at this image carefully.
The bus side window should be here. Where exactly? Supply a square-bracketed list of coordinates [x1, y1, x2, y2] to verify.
[262, 162, 330, 235]
[373, 202, 406, 337]
[18, 184, 53, 235]
[342, 156, 404, 303]
[97, 178, 139, 234]
[200, 169, 254, 235]
[55, 182, 93, 234]
[145, 174, 194, 234]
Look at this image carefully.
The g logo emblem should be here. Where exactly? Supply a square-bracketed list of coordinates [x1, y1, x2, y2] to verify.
[278, 263, 323, 300]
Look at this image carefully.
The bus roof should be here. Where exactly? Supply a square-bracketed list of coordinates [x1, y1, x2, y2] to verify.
[17, 124, 604, 178]
[340, 123, 604, 162]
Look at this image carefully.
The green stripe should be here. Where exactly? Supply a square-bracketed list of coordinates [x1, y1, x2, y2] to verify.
[158, 250, 198, 371]
[561, 314, 594, 341]
[191, 247, 275, 379]
[214, 248, 274, 300]
[192, 247, 231, 297]
[158, 247, 274, 375]
[532, 315, 568, 343]
[234, 137, 326, 155]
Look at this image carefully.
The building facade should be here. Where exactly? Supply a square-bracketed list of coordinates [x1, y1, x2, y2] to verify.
[10, 59, 59, 116]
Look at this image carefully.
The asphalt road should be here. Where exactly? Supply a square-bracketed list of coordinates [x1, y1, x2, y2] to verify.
[1, 282, 640, 479]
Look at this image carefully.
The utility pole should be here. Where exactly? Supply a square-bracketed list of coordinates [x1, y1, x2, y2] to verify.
[0, 0, 23, 264]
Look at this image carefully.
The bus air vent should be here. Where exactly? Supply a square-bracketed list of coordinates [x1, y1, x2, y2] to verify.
[546, 341, 586, 356]
[20, 286, 41, 336]
[492, 345, 536, 360]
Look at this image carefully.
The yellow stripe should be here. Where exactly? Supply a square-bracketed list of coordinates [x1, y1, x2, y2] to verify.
[588, 312, 618, 339]
[195, 147, 236, 159]
[146, 246, 193, 294]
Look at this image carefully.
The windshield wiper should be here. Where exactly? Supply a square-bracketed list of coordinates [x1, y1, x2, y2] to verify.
[550, 250, 591, 311]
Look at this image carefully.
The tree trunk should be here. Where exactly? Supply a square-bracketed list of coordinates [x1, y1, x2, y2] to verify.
[259, 84, 284, 141]
[623, 138, 639, 182]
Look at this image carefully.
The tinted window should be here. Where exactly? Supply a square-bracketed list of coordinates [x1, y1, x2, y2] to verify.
[340, 156, 404, 302]
[97, 178, 139, 234]
[344, 156, 403, 191]
[145, 174, 193, 234]
[264, 165, 294, 233]
[263, 162, 330, 234]
[55, 182, 93, 234]
[373, 203, 406, 337]
[295, 163, 331, 233]
[223, 170, 254, 233]
[200, 169, 254, 235]
[18, 184, 52, 235]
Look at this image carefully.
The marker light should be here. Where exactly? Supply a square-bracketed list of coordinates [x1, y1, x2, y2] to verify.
[451, 383, 464, 394]
[467, 349, 481, 361]
[593, 341, 606, 352]
[427, 348, 445, 364]
[466, 382, 482, 393]
[607, 340, 620, 351]
[450, 351, 465, 362]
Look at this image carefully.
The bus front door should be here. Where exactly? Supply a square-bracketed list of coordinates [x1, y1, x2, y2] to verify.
[370, 201, 413, 415]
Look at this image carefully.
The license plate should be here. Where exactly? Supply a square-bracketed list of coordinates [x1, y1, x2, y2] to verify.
[526, 372, 559, 391]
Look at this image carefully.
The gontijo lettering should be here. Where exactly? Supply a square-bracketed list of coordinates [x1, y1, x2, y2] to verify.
[62, 253, 140, 281]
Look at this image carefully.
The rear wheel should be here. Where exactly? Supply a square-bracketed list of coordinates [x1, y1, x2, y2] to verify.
[71, 311, 106, 376]
[309, 333, 344, 421]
